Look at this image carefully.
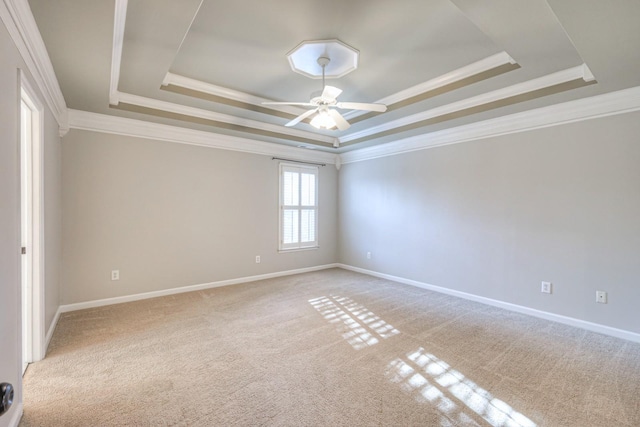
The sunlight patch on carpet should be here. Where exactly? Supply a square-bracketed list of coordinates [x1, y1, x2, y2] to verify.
[309, 294, 400, 350]
[385, 347, 536, 427]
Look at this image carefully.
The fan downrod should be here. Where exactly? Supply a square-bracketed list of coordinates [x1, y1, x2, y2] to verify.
[317, 56, 330, 92]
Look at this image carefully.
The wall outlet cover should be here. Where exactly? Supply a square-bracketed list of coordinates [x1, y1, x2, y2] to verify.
[541, 281, 552, 294]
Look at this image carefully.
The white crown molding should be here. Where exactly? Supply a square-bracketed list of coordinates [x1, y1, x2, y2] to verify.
[1, 0, 68, 131]
[342, 51, 516, 121]
[109, 0, 127, 105]
[162, 72, 307, 117]
[339, 64, 592, 143]
[582, 63, 596, 82]
[338, 264, 640, 343]
[116, 91, 336, 145]
[108, 2, 328, 145]
[383, 51, 517, 105]
[164, 52, 516, 125]
[67, 109, 338, 165]
[339, 85, 640, 164]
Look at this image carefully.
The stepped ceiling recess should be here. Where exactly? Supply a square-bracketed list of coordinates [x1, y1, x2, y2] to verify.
[28, 0, 640, 153]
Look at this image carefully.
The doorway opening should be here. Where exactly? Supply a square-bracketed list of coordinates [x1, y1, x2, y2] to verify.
[20, 74, 45, 374]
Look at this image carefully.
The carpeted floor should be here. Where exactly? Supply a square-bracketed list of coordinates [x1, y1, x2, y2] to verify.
[21, 268, 640, 426]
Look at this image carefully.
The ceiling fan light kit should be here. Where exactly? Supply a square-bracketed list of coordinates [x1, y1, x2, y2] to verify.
[263, 39, 387, 135]
[310, 107, 336, 129]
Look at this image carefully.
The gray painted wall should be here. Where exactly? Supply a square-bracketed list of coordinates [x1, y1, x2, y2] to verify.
[0, 21, 22, 427]
[61, 130, 338, 304]
[339, 111, 640, 334]
[0, 19, 62, 427]
[43, 112, 62, 330]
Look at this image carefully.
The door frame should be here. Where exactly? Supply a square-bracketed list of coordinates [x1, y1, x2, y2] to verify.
[20, 71, 46, 367]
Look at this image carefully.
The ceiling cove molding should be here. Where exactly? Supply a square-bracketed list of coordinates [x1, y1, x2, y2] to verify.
[110, 3, 324, 143]
[162, 72, 307, 117]
[164, 52, 517, 124]
[116, 91, 337, 145]
[339, 85, 640, 164]
[342, 51, 517, 121]
[109, 0, 127, 105]
[339, 64, 594, 143]
[1, 0, 68, 133]
[68, 109, 338, 165]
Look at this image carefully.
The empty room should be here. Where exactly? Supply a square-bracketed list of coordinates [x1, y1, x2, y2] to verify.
[1, 0, 639, 426]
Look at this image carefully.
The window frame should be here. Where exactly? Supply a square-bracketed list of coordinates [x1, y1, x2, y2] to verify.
[278, 163, 319, 251]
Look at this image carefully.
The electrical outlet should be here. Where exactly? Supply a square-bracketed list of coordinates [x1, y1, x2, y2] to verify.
[596, 291, 607, 304]
[366, 252, 371, 259]
[255, 255, 261, 264]
[541, 281, 552, 294]
[111, 270, 119, 281]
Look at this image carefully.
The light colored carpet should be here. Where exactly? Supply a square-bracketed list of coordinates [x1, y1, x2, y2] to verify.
[21, 268, 640, 426]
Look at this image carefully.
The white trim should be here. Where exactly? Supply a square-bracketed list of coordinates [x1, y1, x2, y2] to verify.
[117, 91, 335, 145]
[277, 246, 319, 254]
[384, 52, 517, 104]
[44, 305, 62, 353]
[109, 0, 127, 105]
[59, 264, 339, 313]
[582, 63, 596, 82]
[162, 72, 307, 117]
[287, 39, 359, 79]
[339, 85, 640, 164]
[339, 64, 592, 143]
[163, 52, 516, 124]
[343, 51, 516, 121]
[106, 0, 327, 145]
[334, 155, 341, 170]
[7, 402, 23, 427]
[0, 0, 67, 130]
[20, 72, 46, 363]
[67, 109, 338, 164]
[337, 264, 640, 344]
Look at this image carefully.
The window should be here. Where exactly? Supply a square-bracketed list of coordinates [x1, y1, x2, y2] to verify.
[279, 163, 318, 250]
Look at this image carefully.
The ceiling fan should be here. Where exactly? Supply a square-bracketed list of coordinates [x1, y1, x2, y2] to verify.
[262, 56, 387, 131]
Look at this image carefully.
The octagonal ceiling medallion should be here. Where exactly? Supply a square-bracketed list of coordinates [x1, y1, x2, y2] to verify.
[287, 39, 359, 79]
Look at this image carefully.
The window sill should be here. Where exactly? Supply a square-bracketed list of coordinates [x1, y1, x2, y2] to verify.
[278, 246, 319, 253]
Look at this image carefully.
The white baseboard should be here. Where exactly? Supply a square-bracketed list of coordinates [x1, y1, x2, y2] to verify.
[337, 264, 640, 344]
[44, 306, 62, 354]
[59, 264, 339, 313]
[8, 402, 23, 427]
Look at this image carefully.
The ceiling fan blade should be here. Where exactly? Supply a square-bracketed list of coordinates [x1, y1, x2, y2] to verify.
[285, 108, 318, 127]
[262, 101, 315, 107]
[321, 85, 342, 101]
[336, 102, 387, 112]
[328, 109, 351, 131]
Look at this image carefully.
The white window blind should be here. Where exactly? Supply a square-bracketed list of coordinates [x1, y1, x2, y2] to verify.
[279, 163, 318, 250]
